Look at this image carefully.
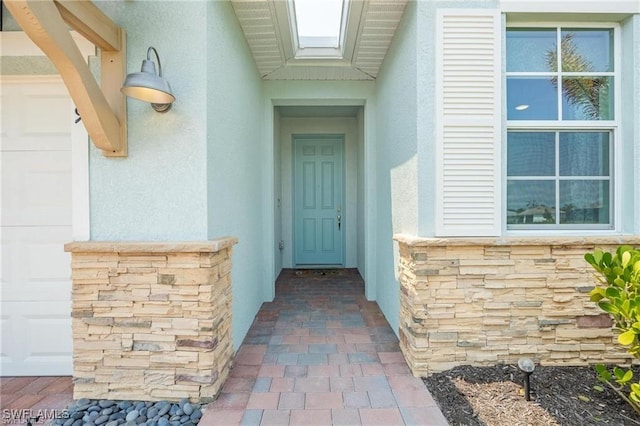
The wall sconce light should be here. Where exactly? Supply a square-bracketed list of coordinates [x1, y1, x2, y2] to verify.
[121, 46, 175, 112]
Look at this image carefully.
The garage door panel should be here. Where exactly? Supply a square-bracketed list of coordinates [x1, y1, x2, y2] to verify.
[0, 301, 73, 376]
[1, 227, 71, 301]
[1, 82, 72, 151]
[1, 78, 74, 376]
[23, 94, 72, 136]
[1, 151, 72, 226]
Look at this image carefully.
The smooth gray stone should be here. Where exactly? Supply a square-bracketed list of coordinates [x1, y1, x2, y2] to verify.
[95, 414, 110, 425]
[189, 410, 201, 422]
[109, 412, 126, 421]
[182, 404, 193, 416]
[99, 400, 116, 408]
[125, 410, 140, 422]
[157, 404, 171, 417]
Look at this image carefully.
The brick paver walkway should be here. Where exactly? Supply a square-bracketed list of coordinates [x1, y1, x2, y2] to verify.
[200, 269, 448, 425]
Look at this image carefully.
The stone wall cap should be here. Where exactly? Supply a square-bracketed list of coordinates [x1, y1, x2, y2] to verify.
[64, 237, 238, 253]
[393, 233, 640, 247]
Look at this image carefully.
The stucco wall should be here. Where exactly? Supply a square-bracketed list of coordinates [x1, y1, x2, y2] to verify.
[273, 108, 284, 276]
[357, 109, 366, 280]
[91, 1, 208, 241]
[621, 14, 640, 234]
[206, 1, 265, 350]
[373, 1, 419, 336]
[90, 1, 265, 350]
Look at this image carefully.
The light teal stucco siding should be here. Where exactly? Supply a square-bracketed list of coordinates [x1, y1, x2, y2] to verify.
[90, 1, 265, 349]
[374, 1, 419, 336]
[206, 0, 265, 350]
[621, 15, 640, 234]
[90, 1, 209, 241]
[634, 15, 640, 234]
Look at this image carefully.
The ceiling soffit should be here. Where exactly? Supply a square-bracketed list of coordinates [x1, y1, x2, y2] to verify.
[230, 0, 407, 81]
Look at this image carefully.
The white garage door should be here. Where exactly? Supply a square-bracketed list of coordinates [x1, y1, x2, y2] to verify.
[1, 77, 74, 376]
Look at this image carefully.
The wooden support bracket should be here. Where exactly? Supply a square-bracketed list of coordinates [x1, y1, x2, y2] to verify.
[5, 0, 127, 157]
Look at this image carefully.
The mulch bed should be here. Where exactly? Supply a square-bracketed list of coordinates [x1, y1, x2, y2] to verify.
[423, 364, 640, 426]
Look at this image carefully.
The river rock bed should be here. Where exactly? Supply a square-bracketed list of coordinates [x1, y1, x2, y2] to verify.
[51, 398, 203, 426]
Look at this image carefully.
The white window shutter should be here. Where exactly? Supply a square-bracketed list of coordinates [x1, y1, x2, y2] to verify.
[435, 9, 502, 236]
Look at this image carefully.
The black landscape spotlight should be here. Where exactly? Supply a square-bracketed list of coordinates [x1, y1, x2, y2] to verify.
[518, 357, 536, 401]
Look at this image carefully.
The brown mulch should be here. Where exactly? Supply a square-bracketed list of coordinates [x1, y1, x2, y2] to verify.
[423, 364, 640, 426]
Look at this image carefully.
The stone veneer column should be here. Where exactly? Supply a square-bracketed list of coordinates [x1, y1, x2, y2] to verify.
[64, 238, 237, 402]
[394, 235, 640, 377]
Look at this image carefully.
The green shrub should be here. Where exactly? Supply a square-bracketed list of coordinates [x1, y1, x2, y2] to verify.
[585, 245, 640, 414]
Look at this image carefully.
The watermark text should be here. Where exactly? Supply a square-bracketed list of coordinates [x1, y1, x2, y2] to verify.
[2, 409, 69, 424]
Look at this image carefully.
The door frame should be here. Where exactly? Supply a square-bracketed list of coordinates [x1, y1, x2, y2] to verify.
[292, 133, 346, 267]
[263, 89, 377, 303]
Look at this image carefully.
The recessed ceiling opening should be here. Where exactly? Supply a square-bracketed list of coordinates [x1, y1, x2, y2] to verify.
[293, 0, 345, 49]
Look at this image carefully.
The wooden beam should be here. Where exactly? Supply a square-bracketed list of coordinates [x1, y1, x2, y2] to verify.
[54, 0, 121, 52]
[4, 0, 127, 156]
[100, 28, 127, 157]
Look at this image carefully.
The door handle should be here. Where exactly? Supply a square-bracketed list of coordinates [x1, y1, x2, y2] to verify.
[337, 215, 341, 230]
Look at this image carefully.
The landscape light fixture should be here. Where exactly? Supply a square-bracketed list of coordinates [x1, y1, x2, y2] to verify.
[518, 357, 536, 401]
[121, 47, 175, 112]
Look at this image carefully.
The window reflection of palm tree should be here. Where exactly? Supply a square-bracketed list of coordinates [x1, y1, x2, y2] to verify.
[546, 33, 609, 119]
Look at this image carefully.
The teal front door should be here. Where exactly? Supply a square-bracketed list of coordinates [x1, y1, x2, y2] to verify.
[293, 135, 344, 266]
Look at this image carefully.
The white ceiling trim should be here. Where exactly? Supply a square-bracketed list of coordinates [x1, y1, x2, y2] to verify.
[230, 0, 407, 81]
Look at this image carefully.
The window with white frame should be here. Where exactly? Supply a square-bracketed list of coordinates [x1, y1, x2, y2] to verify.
[506, 26, 616, 230]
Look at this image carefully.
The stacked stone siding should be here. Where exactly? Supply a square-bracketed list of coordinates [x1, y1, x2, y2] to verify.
[394, 235, 640, 377]
[64, 238, 237, 402]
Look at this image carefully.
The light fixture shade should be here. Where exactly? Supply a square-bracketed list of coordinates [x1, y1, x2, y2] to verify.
[121, 47, 175, 112]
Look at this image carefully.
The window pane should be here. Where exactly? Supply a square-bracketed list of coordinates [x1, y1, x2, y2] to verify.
[294, 0, 344, 48]
[507, 77, 558, 120]
[507, 29, 557, 72]
[561, 29, 613, 72]
[560, 180, 610, 224]
[507, 181, 556, 225]
[561, 77, 613, 120]
[507, 132, 555, 176]
[559, 132, 609, 176]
